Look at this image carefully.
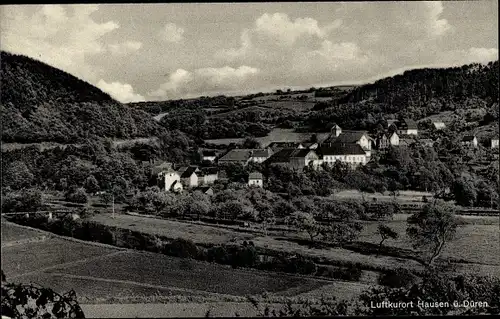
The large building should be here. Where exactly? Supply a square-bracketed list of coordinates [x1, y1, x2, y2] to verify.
[396, 118, 418, 136]
[316, 144, 368, 167]
[267, 142, 304, 153]
[218, 148, 272, 165]
[265, 148, 320, 170]
[322, 125, 373, 154]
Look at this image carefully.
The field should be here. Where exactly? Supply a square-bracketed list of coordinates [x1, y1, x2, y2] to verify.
[1, 222, 46, 243]
[2, 221, 365, 314]
[205, 128, 330, 146]
[261, 100, 316, 111]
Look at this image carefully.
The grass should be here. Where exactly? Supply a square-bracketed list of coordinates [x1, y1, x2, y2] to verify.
[91, 213, 256, 245]
[1, 237, 119, 278]
[262, 101, 316, 111]
[1, 222, 46, 243]
[49, 250, 330, 297]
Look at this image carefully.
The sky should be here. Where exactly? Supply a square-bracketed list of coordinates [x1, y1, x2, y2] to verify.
[1, 2, 498, 103]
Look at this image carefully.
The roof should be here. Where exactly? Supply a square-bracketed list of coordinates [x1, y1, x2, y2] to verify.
[265, 148, 297, 164]
[316, 143, 366, 156]
[251, 148, 273, 158]
[323, 131, 367, 144]
[249, 172, 263, 179]
[290, 149, 316, 158]
[151, 162, 174, 175]
[218, 149, 253, 162]
[301, 142, 317, 148]
[267, 142, 302, 149]
[201, 167, 218, 175]
[195, 186, 213, 193]
[462, 136, 476, 142]
[401, 118, 418, 129]
[180, 166, 199, 178]
[202, 150, 216, 157]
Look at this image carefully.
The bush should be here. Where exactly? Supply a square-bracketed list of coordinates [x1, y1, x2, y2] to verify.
[165, 238, 199, 259]
[65, 187, 88, 204]
[378, 268, 419, 288]
[317, 265, 363, 281]
[1, 189, 43, 213]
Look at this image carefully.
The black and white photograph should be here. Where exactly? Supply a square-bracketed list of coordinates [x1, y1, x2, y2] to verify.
[1, 1, 499, 318]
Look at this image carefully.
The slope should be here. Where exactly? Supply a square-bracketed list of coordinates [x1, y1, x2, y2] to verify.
[1, 51, 162, 143]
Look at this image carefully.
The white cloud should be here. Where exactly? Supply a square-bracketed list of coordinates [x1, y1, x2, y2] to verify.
[97, 79, 145, 103]
[149, 66, 259, 99]
[108, 41, 143, 55]
[1, 4, 119, 82]
[424, 1, 451, 36]
[161, 23, 185, 43]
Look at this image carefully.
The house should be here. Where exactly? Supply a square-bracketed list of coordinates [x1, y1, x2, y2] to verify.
[202, 150, 217, 163]
[248, 172, 263, 188]
[324, 130, 372, 150]
[218, 148, 272, 165]
[491, 138, 499, 149]
[301, 142, 319, 149]
[200, 167, 218, 185]
[330, 124, 342, 138]
[162, 171, 183, 192]
[249, 148, 273, 163]
[194, 186, 214, 196]
[267, 142, 304, 153]
[397, 118, 418, 136]
[461, 136, 478, 148]
[433, 121, 446, 130]
[265, 148, 320, 170]
[376, 131, 399, 150]
[387, 119, 399, 129]
[316, 144, 368, 167]
[218, 149, 253, 165]
[178, 166, 200, 188]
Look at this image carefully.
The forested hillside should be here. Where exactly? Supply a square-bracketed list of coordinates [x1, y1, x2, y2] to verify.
[1, 51, 162, 143]
[304, 61, 499, 132]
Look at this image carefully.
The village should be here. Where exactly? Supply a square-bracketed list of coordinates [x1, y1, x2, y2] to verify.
[154, 118, 499, 194]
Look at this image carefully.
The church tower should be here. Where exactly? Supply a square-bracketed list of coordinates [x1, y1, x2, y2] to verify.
[331, 124, 342, 137]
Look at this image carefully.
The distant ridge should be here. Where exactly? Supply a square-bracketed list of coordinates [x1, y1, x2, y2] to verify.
[1, 51, 161, 143]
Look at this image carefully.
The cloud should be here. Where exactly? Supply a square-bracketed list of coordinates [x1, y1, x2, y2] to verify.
[108, 41, 143, 55]
[1, 4, 119, 82]
[160, 23, 185, 43]
[149, 65, 259, 99]
[424, 1, 452, 36]
[97, 79, 145, 103]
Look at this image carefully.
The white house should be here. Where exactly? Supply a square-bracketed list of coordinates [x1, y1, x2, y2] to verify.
[248, 172, 263, 188]
[397, 118, 418, 136]
[161, 171, 183, 192]
[316, 144, 368, 168]
[200, 167, 218, 185]
[433, 121, 446, 130]
[178, 166, 200, 188]
[461, 136, 478, 148]
[491, 138, 499, 149]
[202, 150, 217, 162]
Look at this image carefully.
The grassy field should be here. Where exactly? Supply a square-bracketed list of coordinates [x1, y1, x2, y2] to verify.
[49, 250, 329, 297]
[1, 236, 119, 278]
[262, 100, 316, 111]
[1, 222, 46, 243]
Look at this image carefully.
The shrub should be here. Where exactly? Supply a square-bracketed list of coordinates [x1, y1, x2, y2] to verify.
[165, 238, 199, 259]
[378, 268, 419, 288]
[317, 265, 363, 281]
[65, 187, 88, 204]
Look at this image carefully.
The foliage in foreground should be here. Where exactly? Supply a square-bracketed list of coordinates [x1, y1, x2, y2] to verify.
[1, 270, 85, 319]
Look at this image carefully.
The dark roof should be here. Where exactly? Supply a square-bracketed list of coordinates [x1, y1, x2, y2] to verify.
[462, 136, 476, 142]
[267, 142, 302, 149]
[323, 131, 367, 144]
[265, 148, 297, 164]
[201, 167, 218, 175]
[290, 149, 315, 158]
[180, 166, 198, 178]
[316, 143, 366, 156]
[251, 149, 272, 158]
[401, 118, 418, 129]
[202, 150, 216, 157]
[249, 172, 263, 179]
[195, 186, 213, 193]
[218, 149, 252, 162]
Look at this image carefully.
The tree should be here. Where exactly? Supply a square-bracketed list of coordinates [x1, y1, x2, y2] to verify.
[377, 224, 399, 256]
[242, 137, 261, 149]
[65, 187, 88, 204]
[406, 200, 458, 266]
[1, 270, 85, 318]
[84, 175, 100, 195]
[452, 176, 477, 207]
[285, 211, 322, 244]
[2, 160, 34, 190]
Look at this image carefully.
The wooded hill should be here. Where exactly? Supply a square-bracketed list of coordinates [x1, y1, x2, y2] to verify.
[1, 51, 162, 143]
